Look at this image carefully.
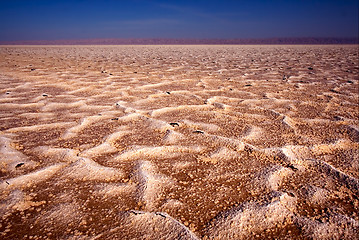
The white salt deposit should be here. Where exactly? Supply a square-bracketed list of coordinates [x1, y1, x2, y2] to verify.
[1, 45, 358, 239]
[115, 146, 203, 162]
[1, 164, 66, 191]
[62, 158, 124, 181]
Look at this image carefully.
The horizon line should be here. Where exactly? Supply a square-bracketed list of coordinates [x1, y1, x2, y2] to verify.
[0, 37, 358, 45]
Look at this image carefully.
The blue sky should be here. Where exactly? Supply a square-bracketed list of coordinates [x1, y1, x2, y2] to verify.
[0, 0, 358, 41]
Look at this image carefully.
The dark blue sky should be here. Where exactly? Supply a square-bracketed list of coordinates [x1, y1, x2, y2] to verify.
[0, 0, 358, 41]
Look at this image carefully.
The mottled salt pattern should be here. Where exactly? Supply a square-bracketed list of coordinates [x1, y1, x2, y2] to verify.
[0, 45, 358, 239]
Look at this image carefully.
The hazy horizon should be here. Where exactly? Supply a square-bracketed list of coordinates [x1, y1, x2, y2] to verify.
[1, 37, 358, 45]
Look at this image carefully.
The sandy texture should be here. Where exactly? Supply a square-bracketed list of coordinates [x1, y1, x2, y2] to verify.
[0, 45, 358, 239]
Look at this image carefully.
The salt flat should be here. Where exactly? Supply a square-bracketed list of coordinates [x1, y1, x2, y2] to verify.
[0, 45, 358, 239]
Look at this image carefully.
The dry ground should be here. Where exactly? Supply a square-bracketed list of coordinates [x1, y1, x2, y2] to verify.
[0, 45, 358, 239]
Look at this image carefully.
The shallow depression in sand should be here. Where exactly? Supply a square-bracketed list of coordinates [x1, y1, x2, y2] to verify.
[0, 45, 358, 239]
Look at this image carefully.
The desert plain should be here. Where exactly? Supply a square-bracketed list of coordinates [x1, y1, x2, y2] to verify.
[0, 45, 358, 239]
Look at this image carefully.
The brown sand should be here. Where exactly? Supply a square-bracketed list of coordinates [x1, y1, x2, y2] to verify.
[0, 45, 358, 239]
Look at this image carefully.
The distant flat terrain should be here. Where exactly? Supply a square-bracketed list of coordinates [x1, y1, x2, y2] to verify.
[0, 37, 358, 45]
[0, 45, 358, 239]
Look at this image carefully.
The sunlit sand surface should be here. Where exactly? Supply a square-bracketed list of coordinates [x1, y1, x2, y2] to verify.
[0, 45, 358, 239]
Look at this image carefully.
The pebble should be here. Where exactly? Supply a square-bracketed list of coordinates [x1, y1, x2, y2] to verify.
[15, 162, 25, 168]
[169, 122, 179, 127]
